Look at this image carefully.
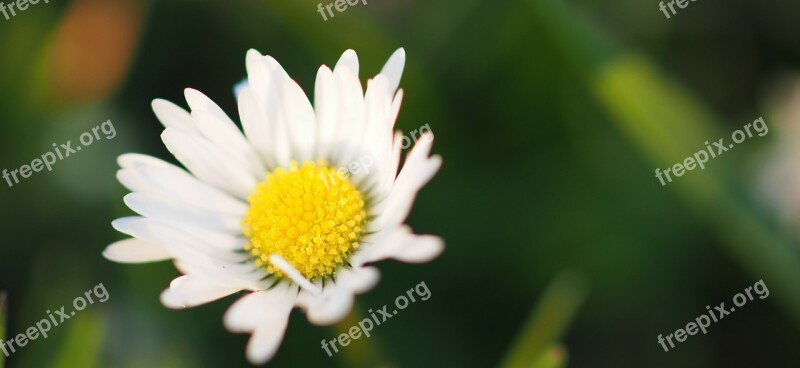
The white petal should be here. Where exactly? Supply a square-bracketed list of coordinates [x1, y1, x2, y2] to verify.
[245, 50, 292, 167]
[269, 255, 320, 295]
[359, 89, 404, 197]
[117, 219, 260, 290]
[224, 285, 297, 364]
[173, 258, 270, 291]
[334, 49, 359, 78]
[172, 225, 247, 252]
[395, 132, 438, 189]
[122, 217, 251, 267]
[374, 133, 441, 230]
[306, 282, 354, 326]
[361, 226, 444, 264]
[103, 238, 171, 263]
[331, 65, 365, 166]
[238, 86, 275, 168]
[375, 130, 404, 199]
[123, 192, 242, 233]
[380, 48, 406, 95]
[246, 319, 290, 364]
[111, 216, 141, 236]
[117, 214, 246, 252]
[152, 99, 197, 133]
[271, 107, 292, 169]
[263, 55, 291, 81]
[185, 88, 266, 177]
[161, 128, 256, 199]
[245, 49, 274, 106]
[350, 75, 391, 187]
[224, 284, 295, 332]
[117, 153, 173, 170]
[160, 275, 242, 309]
[282, 79, 317, 162]
[118, 164, 248, 217]
[314, 65, 338, 159]
[336, 266, 380, 294]
[391, 234, 444, 263]
[184, 88, 234, 126]
[388, 90, 404, 133]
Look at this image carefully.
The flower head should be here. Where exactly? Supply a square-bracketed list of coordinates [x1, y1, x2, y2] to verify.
[103, 48, 443, 364]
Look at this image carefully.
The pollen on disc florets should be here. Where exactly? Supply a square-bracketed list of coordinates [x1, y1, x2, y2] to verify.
[243, 160, 367, 281]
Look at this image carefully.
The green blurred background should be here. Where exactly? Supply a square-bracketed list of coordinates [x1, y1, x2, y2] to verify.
[2, 0, 800, 367]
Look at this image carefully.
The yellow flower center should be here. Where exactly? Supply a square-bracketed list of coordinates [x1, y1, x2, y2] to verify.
[243, 161, 367, 281]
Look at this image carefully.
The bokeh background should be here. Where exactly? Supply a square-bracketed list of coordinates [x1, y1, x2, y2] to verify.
[2, 0, 800, 367]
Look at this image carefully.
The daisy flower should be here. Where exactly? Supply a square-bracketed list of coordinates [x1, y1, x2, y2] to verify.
[103, 48, 443, 364]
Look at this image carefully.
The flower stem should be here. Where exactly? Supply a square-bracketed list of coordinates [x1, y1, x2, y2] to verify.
[500, 271, 587, 368]
[331, 305, 392, 367]
[51, 311, 103, 368]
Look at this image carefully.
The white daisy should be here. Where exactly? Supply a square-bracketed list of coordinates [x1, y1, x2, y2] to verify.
[103, 48, 443, 364]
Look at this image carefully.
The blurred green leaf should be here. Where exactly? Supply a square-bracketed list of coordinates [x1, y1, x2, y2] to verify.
[594, 54, 800, 327]
[533, 0, 800, 328]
